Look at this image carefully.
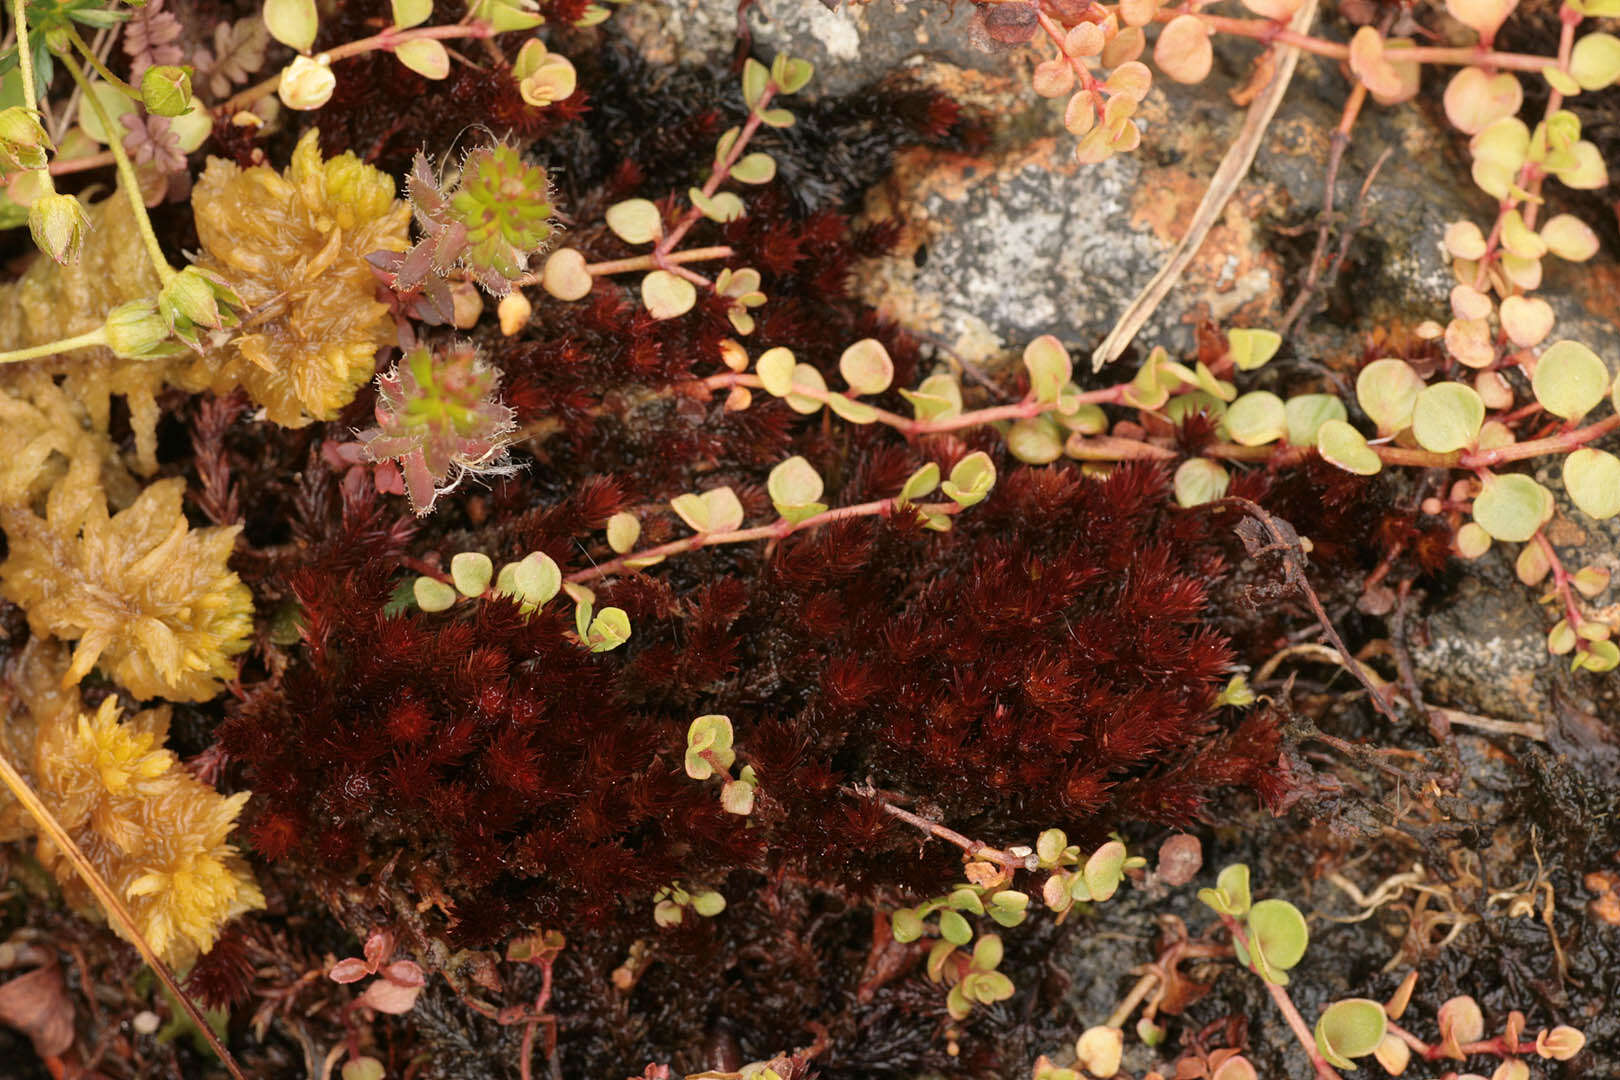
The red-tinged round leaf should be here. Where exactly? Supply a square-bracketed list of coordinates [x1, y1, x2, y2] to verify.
[1033, 59, 1076, 98]
[1499, 295, 1554, 347]
[1446, 0, 1518, 40]
[1443, 66, 1522, 134]
[1065, 90, 1097, 136]
[1540, 213, 1599, 261]
[1155, 16, 1213, 84]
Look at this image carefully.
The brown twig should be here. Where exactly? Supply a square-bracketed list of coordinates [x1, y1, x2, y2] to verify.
[1223, 497, 1403, 730]
[1092, 0, 1319, 370]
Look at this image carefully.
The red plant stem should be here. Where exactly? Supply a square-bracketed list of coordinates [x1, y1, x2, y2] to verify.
[700, 372, 1126, 437]
[851, 784, 1036, 871]
[218, 23, 499, 113]
[586, 246, 734, 277]
[655, 84, 777, 261]
[1174, 10, 1556, 70]
[1534, 531, 1584, 630]
[1035, 9, 1105, 124]
[1217, 914, 1339, 1080]
[1384, 1018, 1532, 1061]
[1519, 6, 1582, 233]
[564, 497, 966, 585]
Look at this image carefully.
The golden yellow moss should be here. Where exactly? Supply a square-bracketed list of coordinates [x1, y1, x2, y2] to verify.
[185, 129, 411, 426]
[1, 643, 263, 969]
[0, 191, 170, 475]
[0, 477, 253, 702]
[0, 377, 139, 513]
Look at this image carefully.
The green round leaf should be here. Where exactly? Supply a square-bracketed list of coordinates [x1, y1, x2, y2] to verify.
[898, 462, 940, 506]
[890, 909, 924, 943]
[1411, 382, 1485, 453]
[1228, 327, 1281, 371]
[1224, 391, 1287, 446]
[1533, 340, 1611, 420]
[1196, 863, 1251, 917]
[450, 551, 493, 597]
[1315, 999, 1389, 1070]
[1007, 417, 1064, 464]
[1082, 841, 1127, 903]
[413, 576, 456, 613]
[942, 451, 996, 507]
[395, 38, 450, 79]
[1247, 898, 1309, 978]
[730, 151, 777, 184]
[827, 395, 878, 424]
[606, 511, 640, 554]
[901, 373, 963, 422]
[586, 606, 632, 651]
[839, 338, 895, 396]
[756, 347, 795, 397]
[1316, 420, 1382, 476]
[1355, 358, 1423, 435]
[510, 552, 561, 608]
[641, 270, 695, 320]
[1570, 32, 1620, 91]
[1173, 458, 1229, 507]
[392, 0, 433, 28]
[1473, 473, 1553, 542]
[606, 198, 661, 244]
[1023, 335, 1073, 405]
[938, 909, 973, 946]
[1284, 394, 1347, 446]
[690, 889, 726, 917]
[1563, 448, 1620, 519]
[768, 456, 824, 507]
[786, 363, 828, 414]
[264, 0, 318, 52]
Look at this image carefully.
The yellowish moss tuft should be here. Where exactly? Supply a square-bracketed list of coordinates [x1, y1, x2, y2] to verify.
[185, 128, 411, 426]
[0, 477, 253, 702]
[0, 191, 170, 475]
[1, 644, 263, 969]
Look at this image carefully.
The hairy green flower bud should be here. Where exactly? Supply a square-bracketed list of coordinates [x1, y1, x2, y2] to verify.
[28, 191, 90, 265]
[0, 106, 54, 176]
[141, 65, 195, 118]
[158, 266, 244, 348]
[104, 299, 183, 360]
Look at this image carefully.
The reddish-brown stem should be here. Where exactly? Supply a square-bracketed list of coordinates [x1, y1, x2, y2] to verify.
[218, 23, 498, 113]
[1384, 1018, 1534, 1061]
[847, 783, 1036, 871]
[1463, 412, 1620, 467]
[1182, 12, 1556, 70]
[656, 84, 776, 259]
[1534, 531, 1584, 630]
[1218, 914, 1339, 1080]
[564, 497, 965, 585]
[699, 372, 1126, 437]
